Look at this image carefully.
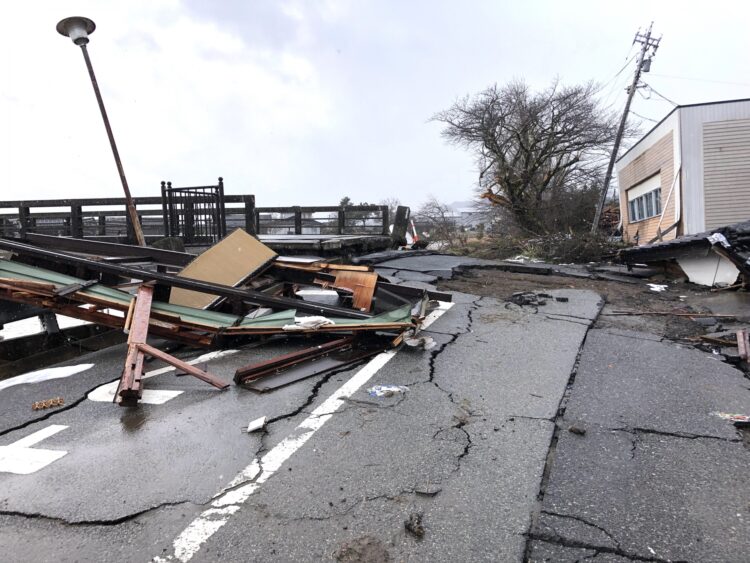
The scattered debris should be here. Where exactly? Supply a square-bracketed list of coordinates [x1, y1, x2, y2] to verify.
[0, 231, 448, 405]
[404, 512, 425, 538]
[403, 335, 436, 350]
[509, 291, 547, 307]
[246, 416, 268, 433]
[736, 330, 750, 361]
[647, 283, 668, 292]
[32, 397, 64, 410]
[608, 310, 735, 318]
[415, 484, 442, 496]
[712, 412, 750, 428]
[282, 316, 336, 331]
[568, 424, 586, 436]
[368, 385, 409, 398]
[617, 219, 750, 288]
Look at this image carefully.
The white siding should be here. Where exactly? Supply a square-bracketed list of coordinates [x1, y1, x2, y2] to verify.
[679, 100, 750, 233]
[703, 119, 750, 229]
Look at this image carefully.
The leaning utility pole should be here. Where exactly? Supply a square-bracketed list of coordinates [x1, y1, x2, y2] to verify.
[591, 23, 661, 234]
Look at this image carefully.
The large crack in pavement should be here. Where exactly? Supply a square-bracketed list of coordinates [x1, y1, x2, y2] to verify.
[528, 533, 690, 563]
[613, 425, 742, 444]
[0, 377, 118, 438]
[0, 499, 196, 527]
[522, 300, 602, 563]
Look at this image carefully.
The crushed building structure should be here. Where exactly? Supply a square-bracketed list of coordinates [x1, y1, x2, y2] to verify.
[0, 230, 448, 405]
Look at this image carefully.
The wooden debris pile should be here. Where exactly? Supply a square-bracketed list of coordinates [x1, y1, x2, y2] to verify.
[0, 230, 449, 405]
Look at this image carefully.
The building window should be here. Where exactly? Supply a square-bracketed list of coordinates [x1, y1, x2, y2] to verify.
[628, 188, 661, 222]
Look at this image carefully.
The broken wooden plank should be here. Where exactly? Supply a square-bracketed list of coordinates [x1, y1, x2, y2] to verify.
[737, 329, 750, 361]
[115, 284, 154, 405]
[136, 342, 229, 389]
[331, 270, 378, 312]
[608, 310, 736, 318]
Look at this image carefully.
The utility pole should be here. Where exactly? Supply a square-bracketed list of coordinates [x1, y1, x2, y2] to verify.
[591, 23, 661, 234]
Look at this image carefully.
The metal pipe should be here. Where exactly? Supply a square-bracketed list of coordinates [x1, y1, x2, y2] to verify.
[79, 44, 146, 246]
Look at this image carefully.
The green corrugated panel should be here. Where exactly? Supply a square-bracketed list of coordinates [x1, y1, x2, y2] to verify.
[326, 304, 413, 326]
[0, 259, 240, 328]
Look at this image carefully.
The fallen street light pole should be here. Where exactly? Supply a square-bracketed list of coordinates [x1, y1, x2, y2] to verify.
[56, 16, 147, 247]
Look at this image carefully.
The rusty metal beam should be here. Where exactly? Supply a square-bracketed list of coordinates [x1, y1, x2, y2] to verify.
[234, 337, 353, 384]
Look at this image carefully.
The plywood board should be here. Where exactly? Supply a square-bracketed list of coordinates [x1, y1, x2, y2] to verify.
[333, 270, 378, 312]
[169, 229, 277, 309]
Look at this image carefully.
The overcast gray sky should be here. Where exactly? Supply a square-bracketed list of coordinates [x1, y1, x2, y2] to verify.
[2, 1, 749, 209]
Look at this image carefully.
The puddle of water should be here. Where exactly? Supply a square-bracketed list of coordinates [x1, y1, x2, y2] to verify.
[120, 409, 149, 433]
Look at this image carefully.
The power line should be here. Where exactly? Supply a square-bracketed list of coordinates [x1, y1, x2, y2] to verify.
[630, 110, 659, 123]
[641, 82, 678, 106]
[648, 73, 750, 87]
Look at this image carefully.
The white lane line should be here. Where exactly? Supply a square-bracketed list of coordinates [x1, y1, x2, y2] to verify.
[0, 424, 68, 475]
[153, 301, 454, 562]
[0, 364, 94, 393]
[88, 350, 239, 404]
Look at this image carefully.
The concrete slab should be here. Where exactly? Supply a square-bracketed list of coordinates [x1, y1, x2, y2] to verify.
[540, 423, 749, 562]
[433, 293, 603, 421]
[565, 329, 750, 439]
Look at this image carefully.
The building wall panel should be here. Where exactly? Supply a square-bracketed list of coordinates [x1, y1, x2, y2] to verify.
[680, 100, 750, 233]
[703, 118, 750, 229]
[618, 132, 675, 244]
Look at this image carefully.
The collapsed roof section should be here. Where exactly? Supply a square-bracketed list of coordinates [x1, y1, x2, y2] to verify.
[617, 220, 750, 287]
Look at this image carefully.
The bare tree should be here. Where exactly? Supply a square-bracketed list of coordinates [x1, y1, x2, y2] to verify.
[434, 80, 622, 234]
[415, 197, 459, 248]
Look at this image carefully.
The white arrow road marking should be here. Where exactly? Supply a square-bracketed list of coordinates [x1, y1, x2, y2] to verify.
[0, 364, 94, 393]
[0, 425, 69, 475]
[153, 301, 454, 562]
[88, 350, 238, 404]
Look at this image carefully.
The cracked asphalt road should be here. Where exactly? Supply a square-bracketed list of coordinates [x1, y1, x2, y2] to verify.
[527, 328, 750, 563]
[8, 253, 742, 562]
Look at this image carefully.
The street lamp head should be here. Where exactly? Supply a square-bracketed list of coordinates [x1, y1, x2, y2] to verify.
[56, 16, 96, 45]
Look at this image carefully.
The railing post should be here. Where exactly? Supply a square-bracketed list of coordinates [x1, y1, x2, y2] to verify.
[18, 205, 30, 238]
[160, 181, 169, 238]
[217, 177, 226, 237]
[98, 215, 106, 236]
[243, 195, 256, 235]
[338, 208, 345, 235]
[293, 206, 302, 235]
[184, 201, 195, 243]
[380, 205, 389, 235]
[254, 209, 261, 235]
[70, 204, 84, 238]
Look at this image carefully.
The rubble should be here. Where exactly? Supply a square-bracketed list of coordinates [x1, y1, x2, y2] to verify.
[617, 219, 750, 287]
[0, 230, 448, 405]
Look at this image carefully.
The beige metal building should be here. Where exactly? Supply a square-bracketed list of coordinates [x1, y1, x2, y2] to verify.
[616, 98, 750, 245]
